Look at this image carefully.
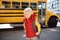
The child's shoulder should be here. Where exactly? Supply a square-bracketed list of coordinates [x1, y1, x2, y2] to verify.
[31, 13, 36, 21]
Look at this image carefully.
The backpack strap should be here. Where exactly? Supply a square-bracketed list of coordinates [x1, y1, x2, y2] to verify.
[32, 20, 38, 32]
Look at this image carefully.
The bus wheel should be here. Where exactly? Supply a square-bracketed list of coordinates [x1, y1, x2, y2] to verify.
[48, 17, 58, 28]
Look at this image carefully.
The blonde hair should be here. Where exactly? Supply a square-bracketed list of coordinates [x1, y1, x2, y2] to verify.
[24, 8, 33, 14]
[24, 8, 33, 18]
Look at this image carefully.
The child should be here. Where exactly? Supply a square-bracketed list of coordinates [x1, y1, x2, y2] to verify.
[23, 8, 41, 40]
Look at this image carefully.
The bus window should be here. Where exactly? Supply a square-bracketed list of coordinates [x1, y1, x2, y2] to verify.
[38, 2, 46, 9]
[30, 2, 37, 10]
[22, 2, 29, 9]
[38, 2, 41, 9]
[42, 3, 46, 9]
[12, 2, 20, 9]
[2, 1, 10, 9]
[38, 2, 46, 15]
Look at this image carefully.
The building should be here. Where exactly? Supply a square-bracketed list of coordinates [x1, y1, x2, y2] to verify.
[47, 2, 52, 11]
[47, 0, 60, 14]
[52, 0, 60, 14]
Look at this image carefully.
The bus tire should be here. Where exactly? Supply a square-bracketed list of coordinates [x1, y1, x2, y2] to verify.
[48, 17, 58, 28]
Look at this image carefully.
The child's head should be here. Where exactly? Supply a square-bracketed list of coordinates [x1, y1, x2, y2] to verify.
[24, 8, 33, 19]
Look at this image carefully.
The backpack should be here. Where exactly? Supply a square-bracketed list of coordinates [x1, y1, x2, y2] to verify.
[32, 13, 41, 38]
[32, 20, 40, 38]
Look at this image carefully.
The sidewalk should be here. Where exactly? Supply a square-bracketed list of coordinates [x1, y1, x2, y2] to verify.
[0, 24, 13, 29]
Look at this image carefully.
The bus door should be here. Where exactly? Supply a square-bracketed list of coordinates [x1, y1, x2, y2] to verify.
[38, 2, 46, 27]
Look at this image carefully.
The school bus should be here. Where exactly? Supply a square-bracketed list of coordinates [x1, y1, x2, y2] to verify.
[0, 0, 60, 27]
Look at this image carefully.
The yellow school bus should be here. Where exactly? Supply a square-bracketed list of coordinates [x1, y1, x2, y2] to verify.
[0, 0, 60, 27]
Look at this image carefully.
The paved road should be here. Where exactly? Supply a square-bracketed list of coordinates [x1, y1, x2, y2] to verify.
[0, 27, 60, 40]
[39, 27, 60, 40]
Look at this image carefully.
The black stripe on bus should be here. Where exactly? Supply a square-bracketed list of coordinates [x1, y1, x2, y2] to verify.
[0, 9, 37, 10]
[0, 12, 37, 14]
[0, 9, 23, 10]
[0, 22, 23, 24]
[0, 16, 24, 17]
[0, 15, 37, 17]
[0, 12, 23, 14]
